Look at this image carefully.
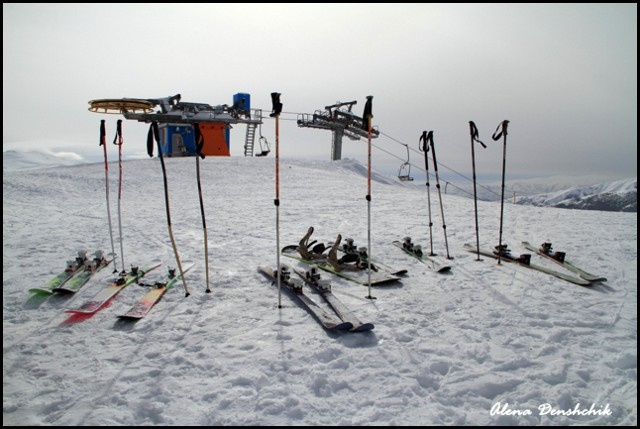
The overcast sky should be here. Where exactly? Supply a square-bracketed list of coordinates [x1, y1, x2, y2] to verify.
[3, 3, 637, 183]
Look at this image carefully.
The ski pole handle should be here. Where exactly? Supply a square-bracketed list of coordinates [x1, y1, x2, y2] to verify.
[113, 119, 123, 146]
[469, 121, 486, 148]
[492, 120, 509, 141]
[100, 120, 106, 146]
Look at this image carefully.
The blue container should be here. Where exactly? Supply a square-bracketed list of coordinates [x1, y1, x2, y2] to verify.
[233, 93, 250, 112]
[159, 124, 195, 156]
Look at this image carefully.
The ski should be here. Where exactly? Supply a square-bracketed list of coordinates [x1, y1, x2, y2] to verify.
[340, 237, 407, 276]
[463, 243, 591, 286]
[118, 263, 194, 320]
[65, 262, 163, 314]
[393, 238, 452, 273]
[293, 267, 374, 332]
[52, 251, 113, 294]
[282, 246, 401, 286]
[521, 241, 607, 282]
[258, 265, 353, 331]
[29, 251, 88, 295]
[282, 228, 400, 286]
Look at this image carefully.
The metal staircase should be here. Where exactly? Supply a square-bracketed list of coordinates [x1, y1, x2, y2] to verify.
[243, 109, 262, 156]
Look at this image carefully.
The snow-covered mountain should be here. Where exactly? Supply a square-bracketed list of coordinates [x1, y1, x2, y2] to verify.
[5, 149, 636, 213]
[516, 178, 637, 212]
[3, 151, 637, 425]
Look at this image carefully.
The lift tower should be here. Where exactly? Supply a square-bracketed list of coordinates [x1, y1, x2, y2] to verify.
[297, 100, 379, 160]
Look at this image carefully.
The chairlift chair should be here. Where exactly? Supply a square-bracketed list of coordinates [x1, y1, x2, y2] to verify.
[256, 121, 271, 156]
[398, 144, 414, 181]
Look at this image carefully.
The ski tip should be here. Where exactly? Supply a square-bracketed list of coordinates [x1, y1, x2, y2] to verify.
[334, 321, 354, 331]
[281, 245, 298, 254]
[351, 322, 375, 332]
[116, 314, 141, 321]
[28, 288, 54, 295]
[64, 309, 89, 315]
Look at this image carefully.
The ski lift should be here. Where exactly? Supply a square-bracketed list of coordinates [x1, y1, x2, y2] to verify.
[256, 123, 271, 157]
[256, 136, 270, 157]
[398, 144, 414, 181]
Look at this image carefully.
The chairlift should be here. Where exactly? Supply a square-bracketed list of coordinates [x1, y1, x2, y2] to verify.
[256, 124, 271, 157]
[398, 144, 414, 181]
[256, 136, 271, 157]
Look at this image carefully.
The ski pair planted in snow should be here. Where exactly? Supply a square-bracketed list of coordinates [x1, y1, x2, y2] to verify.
[259, 265, 374, 332]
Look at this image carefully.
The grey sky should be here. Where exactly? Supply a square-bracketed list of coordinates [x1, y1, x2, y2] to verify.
[3, 3, 637, 183]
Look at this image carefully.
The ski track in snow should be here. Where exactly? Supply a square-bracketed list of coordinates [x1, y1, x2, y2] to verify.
[3, 157, 637, 425]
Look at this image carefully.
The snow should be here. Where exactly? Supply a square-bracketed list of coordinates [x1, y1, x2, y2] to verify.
[3, 149, 87, 171]
[516, 178, 637, 212]
[3, 152, 637, 425]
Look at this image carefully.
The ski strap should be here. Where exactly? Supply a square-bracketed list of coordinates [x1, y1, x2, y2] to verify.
[419, 130, 433, 152]
[147, 122, 160, 157]
[194, 123, 206, 159]
[492, 120, 510, 141]
[469, 121, 486, 148]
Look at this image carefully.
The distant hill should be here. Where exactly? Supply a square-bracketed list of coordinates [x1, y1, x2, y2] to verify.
[3, 149, 86, 171]
[515, 177, 637, 212]
[4, 149, 636, 212]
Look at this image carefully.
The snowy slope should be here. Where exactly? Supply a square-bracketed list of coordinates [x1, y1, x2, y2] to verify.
[3, 149, 87, 171]
[3, 155, 637, 425]
[516, 178, 637, 212]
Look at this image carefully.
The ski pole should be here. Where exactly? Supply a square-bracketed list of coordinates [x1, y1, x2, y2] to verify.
[418, 131, 435, 256]
[147, 122, 190, 297]
[270, 92, 283, 308]
[469, 121, 486, 261]
[100, 120, 118, 273]
[194, 123, 211, 293]
[112, 119, 126, 271]
[363, 95, 376, 300]
[492, 120, 510, 265]
[429, 132, 452, 259]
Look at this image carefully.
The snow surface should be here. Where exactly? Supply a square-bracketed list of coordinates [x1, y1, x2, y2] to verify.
[3, 154, 637, 425]
[3, 149, 86, 171]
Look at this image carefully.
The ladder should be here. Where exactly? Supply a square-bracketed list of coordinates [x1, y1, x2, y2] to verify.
[243, 108, 262, 157]
[244, 124, 257, 156]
